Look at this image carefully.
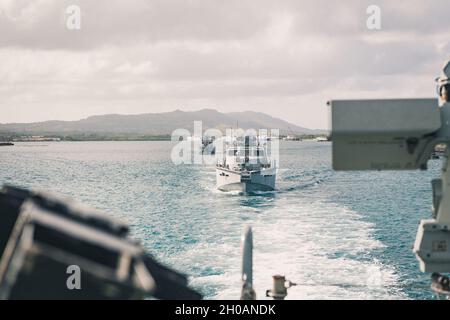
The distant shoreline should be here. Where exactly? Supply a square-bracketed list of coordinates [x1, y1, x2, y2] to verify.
[12, 139, 172, 142]
[1, 133, 327, 143]
[11, 138, 326, 145]
[2, 134, 172, 142]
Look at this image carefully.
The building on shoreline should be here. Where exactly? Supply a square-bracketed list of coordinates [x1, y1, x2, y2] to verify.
[13, 136, 61, 142]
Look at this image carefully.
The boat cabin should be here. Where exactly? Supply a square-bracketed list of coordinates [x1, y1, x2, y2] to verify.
[220, 146, 270, 170]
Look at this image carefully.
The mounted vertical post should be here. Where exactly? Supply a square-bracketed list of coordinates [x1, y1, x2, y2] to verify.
[240, 226, 256, 300]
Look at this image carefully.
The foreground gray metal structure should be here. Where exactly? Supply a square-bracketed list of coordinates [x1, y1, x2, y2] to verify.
[0, 185, 201, 300]
[330, 59, 450, 292]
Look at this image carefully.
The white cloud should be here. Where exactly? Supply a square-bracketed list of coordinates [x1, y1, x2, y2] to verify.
[115, 61, 157, 75]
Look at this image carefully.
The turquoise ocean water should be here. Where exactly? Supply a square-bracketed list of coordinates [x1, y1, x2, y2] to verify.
[0, 141, 441, 299]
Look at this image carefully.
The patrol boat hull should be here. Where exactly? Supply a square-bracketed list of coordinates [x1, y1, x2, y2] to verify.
[216, 167, 276, 192]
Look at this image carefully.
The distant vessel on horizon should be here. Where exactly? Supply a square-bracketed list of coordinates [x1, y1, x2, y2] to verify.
[0, 142, 14, 146]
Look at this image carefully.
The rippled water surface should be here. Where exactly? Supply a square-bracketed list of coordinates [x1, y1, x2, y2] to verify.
[0, 141, 441, 299]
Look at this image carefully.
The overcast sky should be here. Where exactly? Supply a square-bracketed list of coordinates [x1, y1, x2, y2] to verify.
[0, 0, 449, 129]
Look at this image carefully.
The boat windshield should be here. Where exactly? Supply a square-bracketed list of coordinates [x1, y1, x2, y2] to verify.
[227, 148, 266, 157]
